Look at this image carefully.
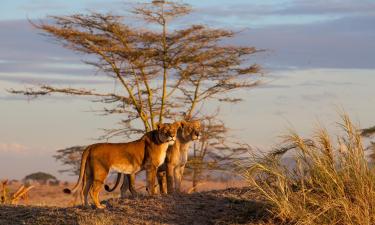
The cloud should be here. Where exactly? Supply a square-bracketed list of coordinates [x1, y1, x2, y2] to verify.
[299, 80, 357, 87]
[0, 20, 78, 61]
[0, 73, 111, 85]
[0, 20, 117, 84]
[1, 2, 374, 86]
[0, 142, 29, 153]
[19, 1, 68, 12]
[236, 15, 375, 69]
[301, 92, 337, 102]
[276, 0, 375, 16]
[258, 84, 291, 89]
[0, 61, 96, 77]
[193, 0, 375, 27]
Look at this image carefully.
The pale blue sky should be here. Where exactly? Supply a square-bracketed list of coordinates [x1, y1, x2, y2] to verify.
[0, 0, 375, 180]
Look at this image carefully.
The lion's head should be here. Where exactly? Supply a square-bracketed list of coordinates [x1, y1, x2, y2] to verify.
[179, 120, 201, 142]
[156, 122, 179, 145]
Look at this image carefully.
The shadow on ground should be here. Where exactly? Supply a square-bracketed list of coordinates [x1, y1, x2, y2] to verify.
[0, 188, 271, 225]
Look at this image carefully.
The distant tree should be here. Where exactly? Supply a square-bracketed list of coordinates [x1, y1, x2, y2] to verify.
[186, 113, 249, 190]
[12, 1, 263, 189]
[24, 172, 57, 185]
[362, 126, 375, 137]
[54, 146, 86, 176]
[361, 126, 375, 163]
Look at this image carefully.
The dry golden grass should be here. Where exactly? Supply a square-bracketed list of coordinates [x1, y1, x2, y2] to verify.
[1, 180, 34, 205]
[242, 114, 375, 225]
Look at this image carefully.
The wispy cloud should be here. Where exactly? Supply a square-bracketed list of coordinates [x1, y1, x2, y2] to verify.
[0, 61, 96, 77]
[301, 92, 337, 102]
[0, 142, 29, 153]
[0, 20, 114, 85]
[276, 0, 375, 16]
[0, 20, 76, 61]
[193, 0, 375, 27]
[19, 1, 68, 12]
[0, 73, 111, 85]
[0, 1, 374, 86]
[299, 80, 357, 87]
[236, 15, 375, 69]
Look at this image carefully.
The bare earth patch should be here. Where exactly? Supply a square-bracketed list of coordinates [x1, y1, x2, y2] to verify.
[0, 188, 271, 225]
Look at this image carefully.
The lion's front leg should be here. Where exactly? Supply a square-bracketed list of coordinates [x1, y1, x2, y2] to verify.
[157, 171, 167, 194]
[174, 165, 185, 193]
[166, 164, 175, 194]
[146, 166, 157, 195]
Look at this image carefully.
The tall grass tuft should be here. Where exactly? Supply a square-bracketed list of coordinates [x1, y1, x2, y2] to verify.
[242, 114, 375, 224]
[0, 179, 34, 205]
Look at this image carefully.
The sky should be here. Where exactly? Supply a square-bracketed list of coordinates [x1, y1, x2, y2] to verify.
[0, 0, 375, 180]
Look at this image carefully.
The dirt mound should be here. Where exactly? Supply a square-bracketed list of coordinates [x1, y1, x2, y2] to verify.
[0, 188, 270, 225]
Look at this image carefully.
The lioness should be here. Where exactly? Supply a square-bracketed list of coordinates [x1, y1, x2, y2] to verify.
[159, 120, 201, 193]
[63, 122, 179, 209]
[106, 120, 201, 196]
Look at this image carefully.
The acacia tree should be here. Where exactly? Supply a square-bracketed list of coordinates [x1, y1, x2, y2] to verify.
[361, 126, 375, 163]
[362, 126, 375, 137]
[54, 146, 86, 176]
[185, 113, 250, 189]
[11, 1, 262, 186]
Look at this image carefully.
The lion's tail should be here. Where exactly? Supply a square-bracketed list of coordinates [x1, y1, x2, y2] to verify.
[63, 145, 91, 194]
[104, 173, 122, 192]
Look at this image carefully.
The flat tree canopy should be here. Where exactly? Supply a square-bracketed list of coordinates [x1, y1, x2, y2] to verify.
[24, 172, 57, 182]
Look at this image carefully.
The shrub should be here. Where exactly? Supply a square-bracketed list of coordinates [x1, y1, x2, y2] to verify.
[23, 172, 57, 185]
[242, 114, 375, 224]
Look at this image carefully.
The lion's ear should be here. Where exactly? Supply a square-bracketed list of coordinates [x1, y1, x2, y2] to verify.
[155, 123, 162, 130]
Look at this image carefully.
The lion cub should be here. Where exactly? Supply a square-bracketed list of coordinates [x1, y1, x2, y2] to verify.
[63, 122, 179, 209]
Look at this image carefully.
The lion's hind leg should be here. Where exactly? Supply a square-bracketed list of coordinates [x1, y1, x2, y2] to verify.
[83, 164, 93, 207]
[125, 173, 138, 197]
[91, 163, 109, 209]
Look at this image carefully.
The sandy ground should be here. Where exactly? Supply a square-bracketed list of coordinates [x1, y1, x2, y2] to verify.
[3, 179, 247, 207]
[0, 180, 276, 225]
[0, 187, 271, 225]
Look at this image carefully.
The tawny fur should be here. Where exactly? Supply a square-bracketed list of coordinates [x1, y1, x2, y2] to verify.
[106, 120, 201, 196]
[63, 123, 179, 209]
[158, 120, 201, 194]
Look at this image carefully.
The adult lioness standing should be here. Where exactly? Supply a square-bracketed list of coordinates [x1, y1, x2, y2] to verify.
[106, 120, 201, 196]
[63, 122, 179, 209]
[158, 120, 201, 193]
